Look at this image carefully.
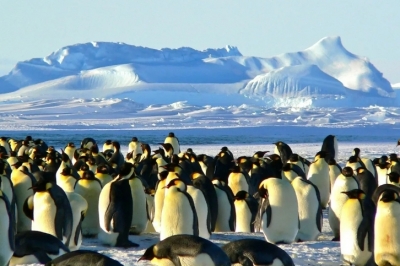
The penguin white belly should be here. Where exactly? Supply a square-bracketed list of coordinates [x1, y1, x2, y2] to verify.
[340, 201, 372, 265]
[152, 179, 166, 233]
[75, 180, 101, 236]
[214, 187, 232, 232]
[129, 178, 148, 235]
[228, 173, 248, 195]
[0, 200, 13, 266]
[187, 186, 210, 239]
[160, 190, 195, 240]
[178, 254, 215, 266]
[9, 248, 67, 266]
[375, 202, 400, 266]
[307, 161, 330, 208]
[292, 178, 321, 241]
[12, 175, 33, 232]
[150, 258, 175, 266]
[234, 200, 252, 233]
[376, 167, 388, 186]
[32, 192, 58, 238]
[362, 158, 376, 178]
[164, 137, 180, 155]
[261, 179, 298, 244]
[57, 176, 76, 192]
[144, 194, 156, 233]
[329, 176, 359, 238]
[328, 165, 341, 192]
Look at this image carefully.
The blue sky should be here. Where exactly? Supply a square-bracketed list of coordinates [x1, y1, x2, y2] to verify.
[1, 1, 399, 82]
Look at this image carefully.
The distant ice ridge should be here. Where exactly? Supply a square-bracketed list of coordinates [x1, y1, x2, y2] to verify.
[0, 36, 395, 107]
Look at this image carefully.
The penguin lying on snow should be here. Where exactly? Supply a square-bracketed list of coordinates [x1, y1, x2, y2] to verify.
[10, 231, 69, 265]
[222, 238, 295, 266]
[45, 250, 122, 266]
[139, 234, 231, 266]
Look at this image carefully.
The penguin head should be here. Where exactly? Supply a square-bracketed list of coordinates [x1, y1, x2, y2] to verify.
[96, 164, 110, 174]
[112, 141, 120, 152]
[315, 151, 327, 160]
[229, 165, 241, 173]
[377, 156, 390, 169]
[60, 150, 70, 163]
[82, 171, 95, 180]
[30, 178, 53, 192]
[90, 145, 99, 154]
[347, 156, 359, 164]
[390, 153, 399, 163]
[164, 177, 185, 191]
[289, 154, 299, 162]
[282, 163, 293, 172]
[388, 172, 400, 184]
[105, 139, 112, 145]
[141, 143, 151, 153]
[159, 143, 174, 153]
[234, 190, 249, 200]
[328, 158, 337, 166]
[342, 167, 354, 177]
[379, 190, 400, 203]
[341, 189, 365, 199]
[253, 151, 268, 159]
[80, 164, 89, 172]
[353, 148, 361, 157]
[186, 148, 193, 154]
[67, 142, 76, 148]
[131, 137, 138, 142]
[118, 162, 134, 179]
[138, 244, 156, 262]
[168, 132, 175, 137]
[61, 166, 72, 176]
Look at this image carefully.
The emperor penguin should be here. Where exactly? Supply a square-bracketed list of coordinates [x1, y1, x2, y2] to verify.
[159, 143, 174, 160]
[255, 177, 299, 244]
[160, 178, 199, 240]
[0, 188, 15, 266]
[74, 170, 102, 237]
[23, 175, 73, 246]
[273, 141, 293, 164]
[288, 153, 309, 176]
[191, 172, 218, 232]
[0, 136, 11, 154]
[98, 163, 139, 248]
[291, 176, 323, 241]
[374, 189, 400, 266]
[139, 234, 231, 266]
[281, 163, 306, 183]
[128, 137, 142, 157]
[80, 137, 96, 150]
[355, 166, 378, 199]
[10, 230, 69, 265]
[375, 156, 390, 186]
[227, 165, 249, 195]
[329, 167, 359, 241]
[353, 148, 377, 178]
[45, 250, 123, 266]
[233, 190, 258, 233]
[127, 173, 148, 235]
[346, 156, 363, 175]
[64, 142, 77, 165]
[222, 238, 295, 266]
[212, 179, 235, 232]
[321, 134, 338, 162]
[340, 189, 375, 266]
[186, 181, 211, 239]
[152, 168, 169, 233]
[389, 153, 400, 175]
[102, 139, 113, 152]
[164, 132, 180, 155]
[307, 151, 331, 208]
[11, 165, 36, 233]
[64, 191, 88, 251]
[95, 164, 113, 187]
[57, 166, 77, 193]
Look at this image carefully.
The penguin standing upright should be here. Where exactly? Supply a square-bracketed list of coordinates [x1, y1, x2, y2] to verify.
[24, 175, 73, 246]
[375, 156, 390, 186]
[307, 151, 330, 208]
[160, 178, 199, 240]
[11, 165, 36, 233]
[0, 188, 14, 266]
[374, 189, 400, 266]
[340, 189, 375, 266]
[64, 143, 77, 165]
[212, 179, 235, 232]
[329, 167, 359, 241]
[291, 176, 322, 241]
[355, 167, 377, 199]
[273, 141, 293, 165]
[74, 171, 102, 237]
[186, 182, 211, 239]
[127, 174, 148, 235]
[128, 137, 142, 157]
[321, 135, 338, 162]
[255, 177, 299, 244]
[57, 167, 78, 193]
[164, 132, 180, 155]
[222, 239, 295, 266]
[64, 191, 88, 251]
[139, 235, 231, 266]
[227, 165, 249, 195]
[98, 163, 139, 248]
[233, 190, 258, 233]
[102, 140, 113, 153]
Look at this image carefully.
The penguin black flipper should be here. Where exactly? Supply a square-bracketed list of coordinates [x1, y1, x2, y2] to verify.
[245, 196, 259, 232]
[180, 189, 199, 237]
[74, 212, 85, 246]
[255, 197, 271, 230]
[32, 252, 52, 264]
[23, 195, 34, 220]
[50, 185, 73, 246]
[356, 216, 369, 252]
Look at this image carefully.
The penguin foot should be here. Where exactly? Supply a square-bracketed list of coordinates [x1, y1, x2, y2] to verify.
[116, 240, 140, 248]
[331, 236, 340, 241]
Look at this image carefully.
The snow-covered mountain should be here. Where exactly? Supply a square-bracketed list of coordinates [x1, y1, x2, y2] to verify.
[0, 36, 395, 107]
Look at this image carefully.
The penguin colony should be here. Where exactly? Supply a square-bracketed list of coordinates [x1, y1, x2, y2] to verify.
[0, 133, 400, 265]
